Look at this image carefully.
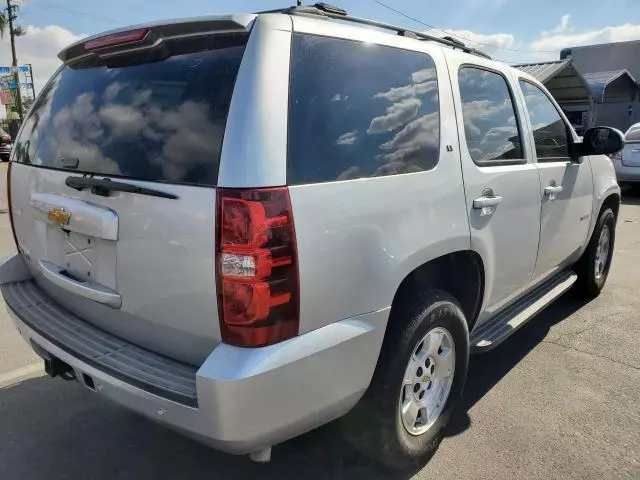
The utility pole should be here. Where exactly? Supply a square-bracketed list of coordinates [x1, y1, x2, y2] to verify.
[6, 0, 24, 120]
[27, 63, 35, 101]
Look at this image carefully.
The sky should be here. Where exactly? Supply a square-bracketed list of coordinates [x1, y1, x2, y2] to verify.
[1, 0, 639, 93]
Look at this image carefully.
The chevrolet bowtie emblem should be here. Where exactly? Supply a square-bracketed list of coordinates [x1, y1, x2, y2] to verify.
[47, 207, 71, 227]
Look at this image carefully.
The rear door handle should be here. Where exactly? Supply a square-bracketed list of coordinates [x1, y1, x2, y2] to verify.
[544, 185, 563, 201]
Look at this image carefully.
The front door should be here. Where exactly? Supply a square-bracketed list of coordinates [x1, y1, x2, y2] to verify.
[517, 80, 593, 282]
[449, 60, 542, 318]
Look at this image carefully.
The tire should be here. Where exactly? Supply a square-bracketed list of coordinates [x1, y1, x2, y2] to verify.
[575, 208, 616, 298]
[341, 288, 469, 470]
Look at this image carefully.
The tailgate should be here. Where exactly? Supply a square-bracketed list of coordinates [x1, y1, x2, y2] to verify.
[621, 144, 640, 167]
[8, 22, 251, 365]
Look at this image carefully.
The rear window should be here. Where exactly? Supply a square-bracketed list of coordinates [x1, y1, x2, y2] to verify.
[287, 34, 440, 185]
[13, 35, 246, 186]
[626, 125, 640, 143]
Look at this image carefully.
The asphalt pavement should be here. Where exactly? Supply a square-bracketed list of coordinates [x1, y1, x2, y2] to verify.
[0, 163, 638, 479]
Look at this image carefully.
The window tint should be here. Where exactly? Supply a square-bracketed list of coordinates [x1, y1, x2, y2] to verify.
[458, 67, 523, 165]
[287, 35, 440, 185]
[13, 35, 247, 185]
[519, 80, 571, 160]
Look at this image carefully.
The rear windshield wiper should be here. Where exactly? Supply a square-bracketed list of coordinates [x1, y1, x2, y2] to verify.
[65, 176, 179, 200]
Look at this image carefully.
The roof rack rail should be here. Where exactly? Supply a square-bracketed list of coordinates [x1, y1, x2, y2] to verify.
[259, 3, 492, 60]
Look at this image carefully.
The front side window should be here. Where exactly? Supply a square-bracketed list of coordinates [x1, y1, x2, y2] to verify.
[458, 67, 524, 165]
[519, 80, 571, 160]
[287, 34, 440, 185]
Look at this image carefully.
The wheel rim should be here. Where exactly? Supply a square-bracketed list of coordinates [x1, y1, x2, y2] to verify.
[594, 225, 611, 280]
[399, 327, 456, 436]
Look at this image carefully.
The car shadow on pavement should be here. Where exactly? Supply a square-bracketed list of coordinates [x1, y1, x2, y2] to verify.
[0, 372, 410, 479]
[0, 294, 592, 480]
[621, 184, 640, 205]
[444, 291, 591, 438]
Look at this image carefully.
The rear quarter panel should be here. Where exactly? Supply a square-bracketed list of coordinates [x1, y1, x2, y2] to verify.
[285, 20, 470, 334]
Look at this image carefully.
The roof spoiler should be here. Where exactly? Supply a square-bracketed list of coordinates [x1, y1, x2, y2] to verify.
[58, 14, 257, 64]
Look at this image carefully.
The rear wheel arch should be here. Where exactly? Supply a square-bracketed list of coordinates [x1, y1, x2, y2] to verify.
[390, 251, 485, 332]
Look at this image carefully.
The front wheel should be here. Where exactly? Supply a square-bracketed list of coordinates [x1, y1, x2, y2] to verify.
[341, 289, 469, 470]
[575, 208, 616, 298]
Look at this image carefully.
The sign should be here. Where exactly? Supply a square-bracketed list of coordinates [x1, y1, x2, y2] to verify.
[0, 65, 31, 75]
[0, 90, 10, 105]
[0, 81, 18, 90]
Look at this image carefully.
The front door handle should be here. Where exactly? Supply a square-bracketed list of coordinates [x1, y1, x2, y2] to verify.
[544, 185, 563, 201]
[473, 195, 503, 209]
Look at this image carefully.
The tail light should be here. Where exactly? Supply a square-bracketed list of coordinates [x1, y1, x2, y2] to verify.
[216, 187, 299, 347]
[7, 162, 20, 252]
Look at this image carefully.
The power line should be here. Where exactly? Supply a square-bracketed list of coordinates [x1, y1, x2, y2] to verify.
[371, 0, 558, 54]
[24, 1, 125, 26]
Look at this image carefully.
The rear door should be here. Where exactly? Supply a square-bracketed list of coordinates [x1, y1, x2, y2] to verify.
[448, 56, 542, 319]
[516, 79, 593, 282]
[9, 22, 251, 365]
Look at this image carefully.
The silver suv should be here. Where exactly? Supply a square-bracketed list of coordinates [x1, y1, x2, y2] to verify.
[0, 4, 624, 470]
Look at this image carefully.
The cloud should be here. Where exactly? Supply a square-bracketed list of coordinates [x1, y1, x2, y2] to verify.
[375, 80, 437, 103]
[368, 97, 421, 134]
[377, 111, 439, 167]
[0, 24, 85, 94]
[542, 14, 574, 35]
[530, 20, 640, 57]
[427, 18, 640, 64]
[411, 68, 437, 84]
[335, 130, 358, 146]
[426, 28, 515, 55]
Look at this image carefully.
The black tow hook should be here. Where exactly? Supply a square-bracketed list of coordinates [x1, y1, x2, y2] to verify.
[30, 340, 77, 381]
[44, 357, 76, 381]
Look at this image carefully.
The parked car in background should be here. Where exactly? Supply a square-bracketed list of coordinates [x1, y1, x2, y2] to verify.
[0, 128, 12, 162]
[613, 122, 640, 186]
[0, 4, 625, 471]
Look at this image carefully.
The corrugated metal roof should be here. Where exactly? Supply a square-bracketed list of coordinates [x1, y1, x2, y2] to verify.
[582, 70, 637, 99]
[514, 60, 592, 102]
[513, 60, 570, 83]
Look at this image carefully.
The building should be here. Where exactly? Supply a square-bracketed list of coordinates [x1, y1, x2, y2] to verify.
[560, 40, 639, 131]
[514, 60, 594, 134]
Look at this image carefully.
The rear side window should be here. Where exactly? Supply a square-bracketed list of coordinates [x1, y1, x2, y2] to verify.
[519, 80, 571, 161]
[458, 67, 524, 165]
[13, 35, 247, 186]
[287, 34, 440, 185]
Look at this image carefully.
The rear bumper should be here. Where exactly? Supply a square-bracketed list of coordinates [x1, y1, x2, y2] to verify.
[615, 162, 640, 183]
[1, 253, 388, 454]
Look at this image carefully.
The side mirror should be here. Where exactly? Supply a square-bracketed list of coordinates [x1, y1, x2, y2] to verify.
[578, 127, 625, 157]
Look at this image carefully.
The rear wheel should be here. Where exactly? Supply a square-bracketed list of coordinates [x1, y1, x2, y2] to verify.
[341, 288, 469, 470]
[575, 208, 616, 298]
